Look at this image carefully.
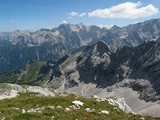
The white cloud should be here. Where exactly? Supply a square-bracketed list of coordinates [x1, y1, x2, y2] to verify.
[88, 2, 159, 19]
[68, 12, 79, 17]
[67, 12, 87, 18]
[79, 13, 87, 17]
[62, 20, 69, 24]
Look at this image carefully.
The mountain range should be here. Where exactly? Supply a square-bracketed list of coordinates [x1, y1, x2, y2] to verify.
[0, 18, 160, 117]
[0, 19, 160, 73]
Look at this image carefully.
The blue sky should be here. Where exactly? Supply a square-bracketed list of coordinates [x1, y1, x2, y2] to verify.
[0, 0, 160, 32]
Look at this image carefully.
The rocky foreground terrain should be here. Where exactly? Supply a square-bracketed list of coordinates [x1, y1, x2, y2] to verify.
[0, 83, 158, 120]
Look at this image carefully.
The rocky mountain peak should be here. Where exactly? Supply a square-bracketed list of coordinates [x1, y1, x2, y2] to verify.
[81, 41, 112, 58]
[96, 41, 112, 54]
[110, 25, 121, 30]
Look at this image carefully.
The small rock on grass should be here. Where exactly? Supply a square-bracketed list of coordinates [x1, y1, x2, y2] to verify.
[100, 110, 109, 114]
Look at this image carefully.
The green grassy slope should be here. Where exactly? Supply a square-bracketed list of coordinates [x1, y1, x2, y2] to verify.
[0, 61, 50, 86]
[0, 93, 159, 120]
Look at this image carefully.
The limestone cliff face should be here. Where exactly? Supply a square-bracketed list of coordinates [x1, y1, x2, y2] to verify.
[46, 41, 160, 102]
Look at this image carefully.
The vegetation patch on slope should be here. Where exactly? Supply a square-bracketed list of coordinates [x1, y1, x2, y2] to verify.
[0, 61, 50, 86]
[0, 92, 159, 120]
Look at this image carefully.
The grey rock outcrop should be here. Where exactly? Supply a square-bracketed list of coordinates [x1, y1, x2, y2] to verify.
[48, 40, 160, 102]
[0, 83, 55, 100]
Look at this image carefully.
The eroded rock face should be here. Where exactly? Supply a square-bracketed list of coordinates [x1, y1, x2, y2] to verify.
[49, 40, 160, 102]
[0, 83, 55, 100]
[107, 98, 134, 113]
[26, 86, 55, 96]
[91, 94, 134, 114]
[76, 41, 112, 86]
[77, 41, 160, 102]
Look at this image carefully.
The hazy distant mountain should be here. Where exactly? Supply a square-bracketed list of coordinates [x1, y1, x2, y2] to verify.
[1, 19, 159, 48]
[0, 18, 160, 73]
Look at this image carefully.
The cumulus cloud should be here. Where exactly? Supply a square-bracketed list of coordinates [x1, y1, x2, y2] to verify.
[68, 12, 79, 17]
[67, 12, 87, 18]
[62, 20, 69, 24]
[88, 2, 159, 19]
[79, 13, 87, 17]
